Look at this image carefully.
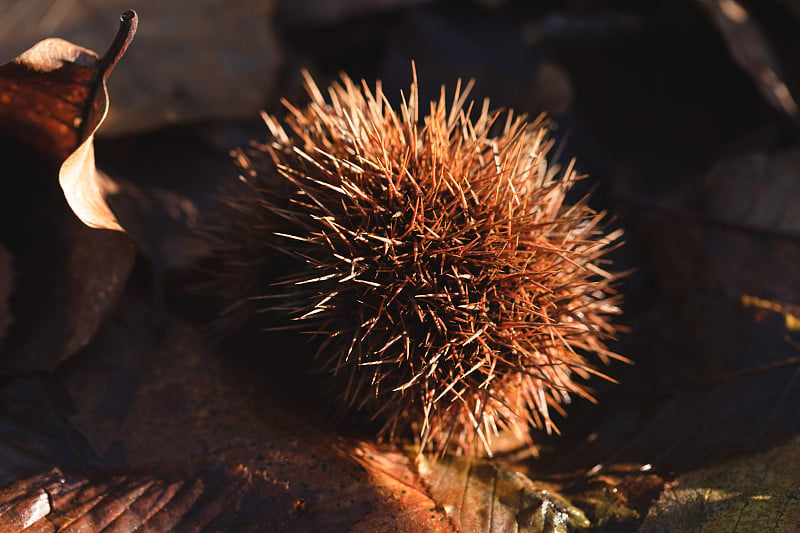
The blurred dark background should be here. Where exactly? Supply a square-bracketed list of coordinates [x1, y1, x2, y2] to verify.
[3, 1, 800, 529]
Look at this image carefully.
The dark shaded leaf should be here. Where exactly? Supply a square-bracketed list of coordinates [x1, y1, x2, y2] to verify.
[541, 142, 800, 482]
[702, 145, 800, 303]
[535, 295, 800, 477]
[695, 0, 799, 121]
[94, 128, 239, 275]
[0, 376, 96, 489]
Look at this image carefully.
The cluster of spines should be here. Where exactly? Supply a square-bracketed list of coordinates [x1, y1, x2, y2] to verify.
[215, 70, 624, 455]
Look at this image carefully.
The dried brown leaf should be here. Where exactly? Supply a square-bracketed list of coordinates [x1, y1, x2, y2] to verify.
[0, 466, 306, 532]
[631, 144, 800, 303]
[0, 12, 137, 372]
[416, 453, 590, 532]
[0, 11, 136, 230]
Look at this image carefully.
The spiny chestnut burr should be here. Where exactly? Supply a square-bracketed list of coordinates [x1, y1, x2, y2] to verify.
[212, 70, 625, 455]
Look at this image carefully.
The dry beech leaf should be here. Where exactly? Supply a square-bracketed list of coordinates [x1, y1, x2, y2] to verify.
[0, 11, 137, 229]
[640, 434, 800, 532]
[0, 291, 452, 531]
[695, 0, 799, 120]
[416, 453, 590, 533]
[0, 12, 137, 372]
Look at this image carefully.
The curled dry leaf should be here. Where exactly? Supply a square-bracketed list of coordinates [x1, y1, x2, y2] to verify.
[0, 10, 137, 230]
[0, 11, 137, 372]
[56, 10, 137, 231]
[416, 453, 590, 533]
